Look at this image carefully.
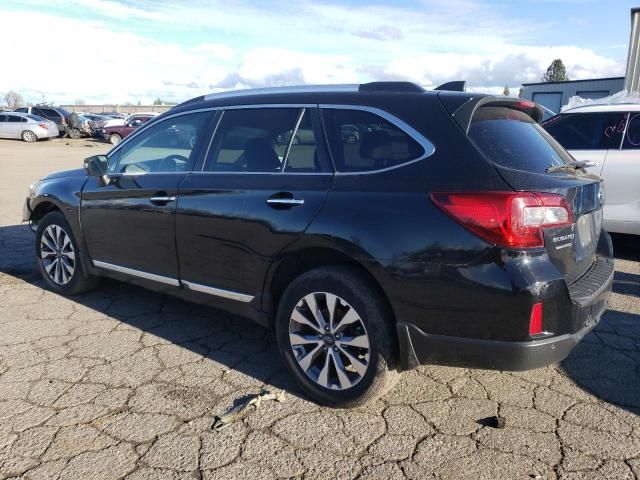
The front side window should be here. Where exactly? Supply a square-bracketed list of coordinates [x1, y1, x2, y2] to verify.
[0, 115, 7, 122]
[115, 111, 211, 174]
[204, 108, 300, 172]
[544, 112, 626, 150]
[322, 109, 424, 172]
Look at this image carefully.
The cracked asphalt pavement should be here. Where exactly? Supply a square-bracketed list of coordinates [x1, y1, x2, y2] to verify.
[0, 139, 639, 479]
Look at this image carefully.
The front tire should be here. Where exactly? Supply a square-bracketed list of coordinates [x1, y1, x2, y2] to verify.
[109, 133, 121, 145]
[69, 128, 82, 139]
[275, 266, 398, 407]
[35, 211, 98, 295]
[22, 130, 37, 142]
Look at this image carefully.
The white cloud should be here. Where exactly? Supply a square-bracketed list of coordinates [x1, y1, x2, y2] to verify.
[0, 1, 626, 105]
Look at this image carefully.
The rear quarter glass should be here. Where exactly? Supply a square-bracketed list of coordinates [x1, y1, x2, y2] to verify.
[468, 106, 573, 174]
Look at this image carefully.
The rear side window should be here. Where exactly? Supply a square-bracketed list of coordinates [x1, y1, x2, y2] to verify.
[322, 109, 425, 172]
[27, 114, 44, 121]
[544, 112, 626, 150]
[469, 106, 573, 174]
[7, 115, 23, 123]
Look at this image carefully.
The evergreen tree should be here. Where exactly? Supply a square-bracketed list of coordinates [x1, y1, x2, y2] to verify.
[542, 59, 569, 82]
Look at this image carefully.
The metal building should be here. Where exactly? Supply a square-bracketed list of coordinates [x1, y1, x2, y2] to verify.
[519, 77, 625, 114]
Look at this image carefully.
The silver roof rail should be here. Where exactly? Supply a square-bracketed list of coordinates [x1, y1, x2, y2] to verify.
[204, 84, 359, 101]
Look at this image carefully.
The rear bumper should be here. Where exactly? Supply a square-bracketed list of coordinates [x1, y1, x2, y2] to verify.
[398, 315, 602, 371]
[397, 251, 614, 372]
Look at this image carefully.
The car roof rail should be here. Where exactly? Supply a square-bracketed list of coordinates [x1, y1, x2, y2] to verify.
[434, 81, 467, 92]
[358, 81, 425, 93]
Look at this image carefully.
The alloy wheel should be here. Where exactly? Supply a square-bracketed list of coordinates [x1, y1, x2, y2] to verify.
[40, 225, 75, 285]
[23, 131, 36, 142]
[288, 292, 371, 390]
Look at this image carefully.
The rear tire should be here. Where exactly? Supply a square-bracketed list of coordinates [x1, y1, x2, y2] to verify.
[109, 133, 121, 145]
[69, 128, 82, 139]
[275, 266, 399, 407]
[35, 211, 99, 296]
[21, 130, 37, 143]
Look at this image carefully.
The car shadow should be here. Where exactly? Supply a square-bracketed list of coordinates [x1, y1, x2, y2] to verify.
[0, 223, 304, 402]
[1, 223, 638, 413]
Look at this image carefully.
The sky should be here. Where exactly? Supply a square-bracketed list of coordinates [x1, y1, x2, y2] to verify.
[0, 0, 636, 105]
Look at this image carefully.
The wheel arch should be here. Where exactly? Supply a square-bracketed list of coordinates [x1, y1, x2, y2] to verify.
[264, 246, 398, 329]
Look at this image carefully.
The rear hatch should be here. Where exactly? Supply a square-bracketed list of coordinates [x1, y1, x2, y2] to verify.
[461, 100, 604, 285]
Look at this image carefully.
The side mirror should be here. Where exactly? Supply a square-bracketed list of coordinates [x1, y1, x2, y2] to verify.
[84, 155, 108, 176]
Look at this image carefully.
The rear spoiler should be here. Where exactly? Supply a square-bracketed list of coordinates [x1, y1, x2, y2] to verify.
[451, 96, 544, 133]
[434, 81, 467, 92]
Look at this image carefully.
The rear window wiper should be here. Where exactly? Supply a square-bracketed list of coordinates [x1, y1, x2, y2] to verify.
[546, 160, 597, 173]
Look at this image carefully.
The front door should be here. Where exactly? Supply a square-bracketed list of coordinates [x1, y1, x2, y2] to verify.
[81, 111, 213, 281]
[176, 107, 332, 304]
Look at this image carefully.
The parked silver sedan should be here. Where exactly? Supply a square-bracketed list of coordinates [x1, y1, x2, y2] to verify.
[0, 112, 59, 142]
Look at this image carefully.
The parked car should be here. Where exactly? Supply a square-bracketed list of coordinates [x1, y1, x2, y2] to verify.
[102, 112, 159, 128]
[15, 106, 70, 136]
[0, 112, 58, 142]
[100, 116, 154, 145]
[543, 103, 640, 235]
[24, 83, 613, 407]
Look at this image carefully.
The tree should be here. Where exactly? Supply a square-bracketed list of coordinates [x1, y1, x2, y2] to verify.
[137, 100, 141, 106]
[542, 59, 569, 82]
[74, 98, 86, 106]
[518, 87, 524, 98]
[503, 85, 510, 96]
[3, 90, 24, 109]
[153, 98, 163, 105]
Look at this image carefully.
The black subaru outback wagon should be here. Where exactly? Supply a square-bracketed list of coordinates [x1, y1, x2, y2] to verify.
[24, 82, 614, 406]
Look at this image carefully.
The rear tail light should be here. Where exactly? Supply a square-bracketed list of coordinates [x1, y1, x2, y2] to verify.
[38, 123, 47, 129]
[529, 302, 543, 335]
[431, 192, 572, 248]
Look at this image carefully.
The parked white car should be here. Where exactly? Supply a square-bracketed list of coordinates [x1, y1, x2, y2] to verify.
[543, 103, 640, 235]
[0, 112, 59, 142]
[102, 112, 159, 128]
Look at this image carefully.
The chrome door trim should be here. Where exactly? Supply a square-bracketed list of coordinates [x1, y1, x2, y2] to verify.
[92, 260, 180, 287]
[182, 280, 254, 303]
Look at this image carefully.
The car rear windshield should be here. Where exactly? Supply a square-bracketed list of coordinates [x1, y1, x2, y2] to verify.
[468, 106, 573, 173]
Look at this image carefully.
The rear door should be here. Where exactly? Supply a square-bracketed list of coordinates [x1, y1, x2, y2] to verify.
[468, 105, 604, 284]
[543, 111, 626, 176]
[81, 111, 213, 282]
[0, 114, 7, 137]
[176, 106, 332, 304]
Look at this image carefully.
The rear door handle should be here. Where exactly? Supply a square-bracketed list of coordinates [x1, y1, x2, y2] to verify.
[266, 198, 305, 206]
[150, 195, 176, 205]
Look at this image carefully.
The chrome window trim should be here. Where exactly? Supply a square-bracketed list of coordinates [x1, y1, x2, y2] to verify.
[106, 103, 437, 176]
[319, 104, 436, 175]
[93, 260, 180, 287]
[182, 280, 254, 303]
[203, 85, 358, 102]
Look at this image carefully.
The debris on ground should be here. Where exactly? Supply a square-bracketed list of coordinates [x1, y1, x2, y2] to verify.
[211, 390, 286, 431]
[477, 415, 506, 429]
